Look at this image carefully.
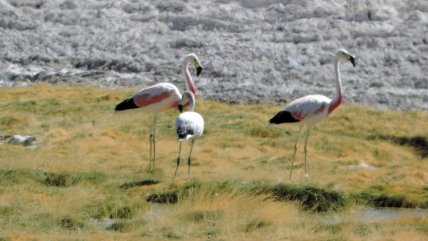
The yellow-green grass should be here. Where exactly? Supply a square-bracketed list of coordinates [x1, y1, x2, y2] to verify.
[0, 84, 427, 240]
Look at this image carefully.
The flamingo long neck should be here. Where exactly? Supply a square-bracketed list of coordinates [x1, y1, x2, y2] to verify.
[328, 59, 343, 114]
[182, 62, 197, 97]
[183, 92, 196, 112]
[188, 97, 195, 112]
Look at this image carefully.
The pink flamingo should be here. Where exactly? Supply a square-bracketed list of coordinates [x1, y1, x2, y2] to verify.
[115, 53, 203, 171]
[269, 49, 356, 179]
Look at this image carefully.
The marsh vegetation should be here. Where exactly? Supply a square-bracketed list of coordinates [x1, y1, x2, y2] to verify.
[0, 85, 427, 240]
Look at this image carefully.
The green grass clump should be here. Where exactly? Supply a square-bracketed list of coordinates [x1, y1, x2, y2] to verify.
[370, 135, 428, 158]
[356, 192, 414, 208]
[58, 216, 84, 231]
[119, 179, 160, 189]
[0, 115, 22, 127]
[88, 202, 135, 220]
[4, 100, 38, 113]
[106, 221, 128, 232]
[146, 190, 178, 204]
[183, 210, 224, 223]
[0, 169, 106, 187]
[145, 180, 353, 212]
[241, 219, 272, 233]
[272, 183, 349, 212]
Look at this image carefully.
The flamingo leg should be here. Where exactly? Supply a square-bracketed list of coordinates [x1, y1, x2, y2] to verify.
[174, 142, 182, 178]
[303, 128, 310, 180]
[149, 113, 158, 172]
[187, 140, 196, 177]
[289, 126, 303, 180]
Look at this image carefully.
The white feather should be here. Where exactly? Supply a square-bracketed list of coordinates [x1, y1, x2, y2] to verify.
[175, 112, 204, 141]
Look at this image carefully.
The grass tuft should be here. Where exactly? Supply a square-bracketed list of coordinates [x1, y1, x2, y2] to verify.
[241, 219, 272, 233]
[120, 179, 160, 189]
[58, 216, 84, 231]
[369, 135, 428, 158]
[354, 223, 372, 237]
[239, 180, 273, 195]
[90, 203, 134, 220]
[107, 221, 127, 232]
[146, 190, 178, 204]
[0, 169, 107, 187]
[315, 223, 343, 234]
[272, 183, 349, 212]
[42, 172, 69, 187]
[357, 192, 413, 208]
[0, 115, 22, 127]
[183, 210, 224, 223]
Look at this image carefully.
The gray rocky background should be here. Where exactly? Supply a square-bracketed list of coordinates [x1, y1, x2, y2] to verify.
[0, 0, 427, 110]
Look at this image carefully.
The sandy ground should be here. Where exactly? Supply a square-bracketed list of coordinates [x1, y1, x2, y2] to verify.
[0, 0, 427, 110]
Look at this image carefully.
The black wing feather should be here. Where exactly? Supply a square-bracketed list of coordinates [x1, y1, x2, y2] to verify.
[269, 111, 300, 124]
[177, 126, 194, 139]
[115, 98, 138, 111]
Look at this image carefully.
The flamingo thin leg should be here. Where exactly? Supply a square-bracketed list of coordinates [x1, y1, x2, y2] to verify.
[289, 126, 303, 180]
[174, 142, 182, 178]
[149, 114, 158, 172]
[187, 140, 196, 177]
[303, 128, 310, 180]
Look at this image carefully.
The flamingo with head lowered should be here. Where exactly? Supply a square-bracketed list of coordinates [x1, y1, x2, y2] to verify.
[115, 53, 203, 172]
[174, 91, 204, 178]
[269, 49, 356, 180]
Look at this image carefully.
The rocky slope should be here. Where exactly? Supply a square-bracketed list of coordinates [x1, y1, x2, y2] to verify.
[0, 0, 427, 110]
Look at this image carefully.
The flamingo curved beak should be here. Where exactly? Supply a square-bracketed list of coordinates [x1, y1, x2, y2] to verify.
[350, 56, 356, 67]
[178, 104, 184, 113]
[196, 66, 203, 76]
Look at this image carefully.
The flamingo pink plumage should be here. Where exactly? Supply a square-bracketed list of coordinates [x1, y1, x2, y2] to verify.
[115, 53, 203, 171]
[269, 49, 356, 179]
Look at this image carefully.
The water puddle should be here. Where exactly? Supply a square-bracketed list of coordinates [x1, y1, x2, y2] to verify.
[322, 207, 427, 224]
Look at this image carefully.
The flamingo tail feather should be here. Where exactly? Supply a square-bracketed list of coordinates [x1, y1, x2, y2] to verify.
[269, 111, 300, 124]
[115, 98, 138, 111]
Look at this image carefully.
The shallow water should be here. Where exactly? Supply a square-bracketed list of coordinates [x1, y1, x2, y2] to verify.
[322, 207, 428, 224]
[359, 207, 427, 221]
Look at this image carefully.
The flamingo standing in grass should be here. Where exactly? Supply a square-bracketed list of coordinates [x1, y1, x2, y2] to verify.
[115, 53, 203, 171]
[174, 91, 204, 178]
[269, 49, 356, 180]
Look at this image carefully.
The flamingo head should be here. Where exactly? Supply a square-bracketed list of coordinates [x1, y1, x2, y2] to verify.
[178, 91, 196, 113]
[336, 49, 356, 67]
[185, 53, 203, 76]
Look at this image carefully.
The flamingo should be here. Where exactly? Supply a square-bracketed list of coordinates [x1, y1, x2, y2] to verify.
[174, 91, 204, 178]
[114, 53, 203, 171]
[269, 49, 356, 180]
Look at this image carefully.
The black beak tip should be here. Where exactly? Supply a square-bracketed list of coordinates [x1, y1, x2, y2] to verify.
[350, 56, 356, 67]
[178, 104, 184, 113]
[196, 66, 203, 76]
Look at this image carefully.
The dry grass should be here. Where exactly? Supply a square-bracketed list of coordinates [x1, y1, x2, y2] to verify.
[0, 84, 427, 240]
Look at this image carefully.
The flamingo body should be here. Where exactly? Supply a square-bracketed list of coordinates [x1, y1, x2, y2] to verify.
[176, 112, 204, 141]
[270, 94, 332, 127]
[115, 83, 182, 113]
[269, 49, 355, 179]
[174, 91, 204, 178]
[114, 53, 203, 172]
